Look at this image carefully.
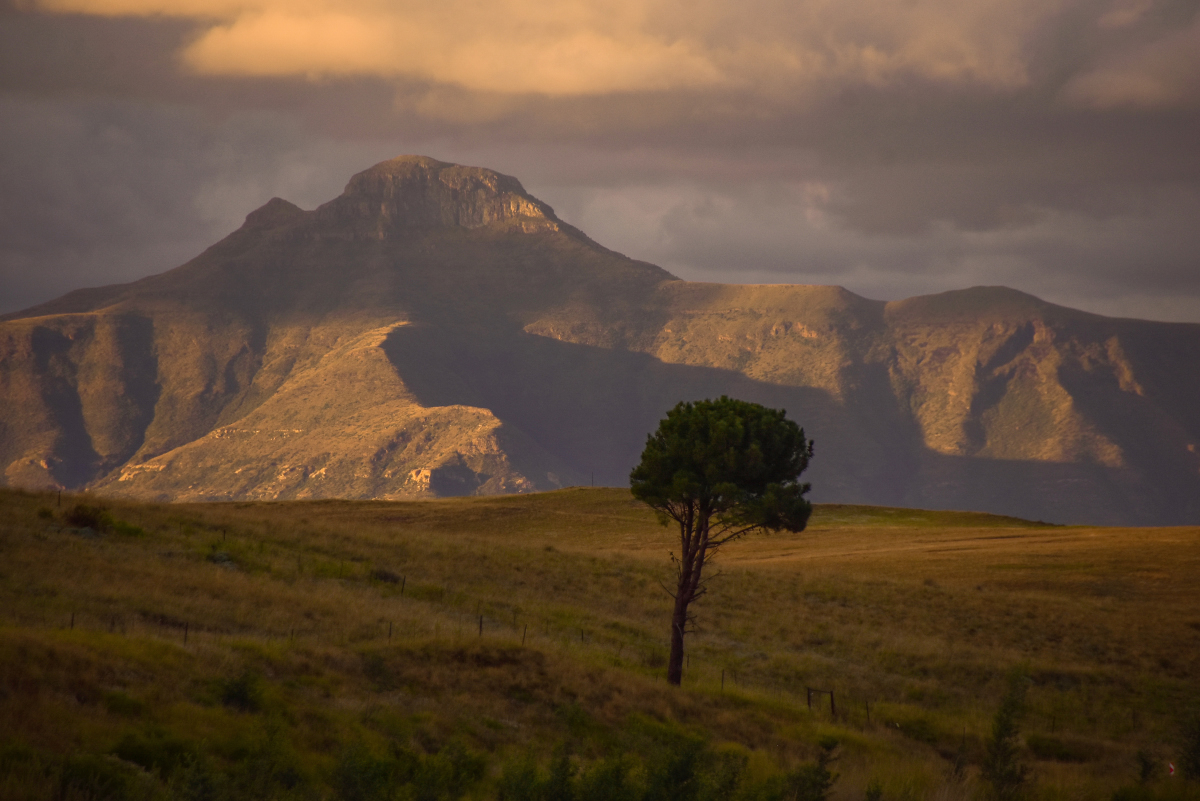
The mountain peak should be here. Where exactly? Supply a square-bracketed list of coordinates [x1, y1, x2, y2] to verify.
[242, 197, 305, 231]
[317, 155, 561, 236]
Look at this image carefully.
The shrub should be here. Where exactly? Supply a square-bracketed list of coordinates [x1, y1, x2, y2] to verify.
[895, 716, 939, 746]
[1181, 712, 1200, 780]
[412, 742, 486, 801]
[0, 742, 47, 788]
[497, 758, 541, 801]
[103, 692, 147, 718]
[1025, 733, 1096, 763]
[57, 753, 146, 801]
[170, 754, 223, 801]
[109, 520, 146, 537]
[1111, 786, 1157, 801]
[332, 745, 395, 801]
[697, 749, 746, 801]
[779, 738, 838, 801]
[1135, 750, 1157, 783]
[370, 569, 401, 584]
[218, 672, 264, 713]
[65, 504, 111, 530]
[112, 730, 197, 779]
[643, 736, 705, 801]
[541, 747, 577, 801]
[982, 671, 1029, 801]
[578, 757, 639, 801]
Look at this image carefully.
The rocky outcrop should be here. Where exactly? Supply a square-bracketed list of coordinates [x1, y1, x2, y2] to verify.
[316, 156, 565, 237]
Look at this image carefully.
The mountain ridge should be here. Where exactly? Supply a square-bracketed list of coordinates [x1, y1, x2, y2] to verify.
[2, 156, 1198, 525]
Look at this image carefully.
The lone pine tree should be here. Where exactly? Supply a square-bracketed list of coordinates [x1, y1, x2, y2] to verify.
[630, 397, 814, 686]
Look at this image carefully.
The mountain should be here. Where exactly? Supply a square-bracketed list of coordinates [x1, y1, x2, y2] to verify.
[2, 156, 1198, 525]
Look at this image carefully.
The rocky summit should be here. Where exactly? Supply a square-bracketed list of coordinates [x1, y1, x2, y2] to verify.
[2, 156, 1198, 525]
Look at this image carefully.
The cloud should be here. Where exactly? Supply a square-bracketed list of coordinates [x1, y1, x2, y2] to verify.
[0, 94, 397, 314]
[1063, 10, 1200, 108]
[540, 174, 1200, 322]
[4, 1, 1199, 324]
[31, 0, 1056, 96]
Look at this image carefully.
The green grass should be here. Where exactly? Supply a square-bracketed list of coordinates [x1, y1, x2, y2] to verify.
[1, 487, 1198, 800]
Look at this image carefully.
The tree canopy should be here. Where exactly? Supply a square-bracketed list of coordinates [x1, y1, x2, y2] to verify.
[630, 396, 814, 685]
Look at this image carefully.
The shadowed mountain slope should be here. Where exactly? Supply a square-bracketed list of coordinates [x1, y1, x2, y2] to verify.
[2, 156, 1198, 525]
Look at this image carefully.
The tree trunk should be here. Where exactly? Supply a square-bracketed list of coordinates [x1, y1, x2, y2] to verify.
[667, 590, 689, 685]
[667, 504, 707, 686]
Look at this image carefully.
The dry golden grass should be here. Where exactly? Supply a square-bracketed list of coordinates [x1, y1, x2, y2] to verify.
[1, 487, 1197, 800]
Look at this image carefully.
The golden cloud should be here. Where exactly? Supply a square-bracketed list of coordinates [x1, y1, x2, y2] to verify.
[32, 0, 1068, 96]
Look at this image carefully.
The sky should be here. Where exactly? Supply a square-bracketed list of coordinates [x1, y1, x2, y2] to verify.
[2, 0, 1198, 321]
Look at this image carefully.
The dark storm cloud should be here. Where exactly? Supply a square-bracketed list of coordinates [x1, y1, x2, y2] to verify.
[1, 0, 1198, 320]
[0, 94, 399, 313]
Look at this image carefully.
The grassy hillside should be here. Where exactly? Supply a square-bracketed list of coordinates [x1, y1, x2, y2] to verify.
[2, 487, 1198, 800]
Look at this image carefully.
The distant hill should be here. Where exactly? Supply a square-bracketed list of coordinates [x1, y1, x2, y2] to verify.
[2, 156, 1198, 525]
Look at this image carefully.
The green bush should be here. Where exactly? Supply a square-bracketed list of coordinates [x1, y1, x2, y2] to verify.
[497, 758, 541, 801]
[218, 672, 264, 713]
[540, 747, 577, 801]
[112, 731, 197, 779]
[778, 739, 838, 801]
[982, 671, 1029, 801]
[333, 745, 395, 801]
[103, 692, 147, 718]
[697, 750, 746, 801]
[577, 757, 639, 801]
[0, 742, 48, 790]
[169, 754, 224, 801]
[642, 736, 704, 801]
[57, 753, 149, 801]
[109, 520, 146, 537]
[412, 742, 486, 801]
[1110, 786, 1158, 801]
[1025, 734, 1096, 763]
[331, 742, 485, 801]
[1181, 712, 1200, 780]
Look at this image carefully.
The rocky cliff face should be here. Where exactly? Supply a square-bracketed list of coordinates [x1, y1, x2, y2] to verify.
[2, 156, 1198, 524]
[320, 156, 562, 234]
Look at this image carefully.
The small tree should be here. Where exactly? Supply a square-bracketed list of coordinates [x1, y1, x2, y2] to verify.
[630, 397, 814, 686]
[1181, 711, 1200, 783]
[982, 670, 1029, 801]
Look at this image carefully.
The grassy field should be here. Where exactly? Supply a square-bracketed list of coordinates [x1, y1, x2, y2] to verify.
[1, 486, 1198, 800]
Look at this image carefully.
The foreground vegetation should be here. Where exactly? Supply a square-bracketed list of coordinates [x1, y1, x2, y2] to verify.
[1, 487, 1198, 800]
